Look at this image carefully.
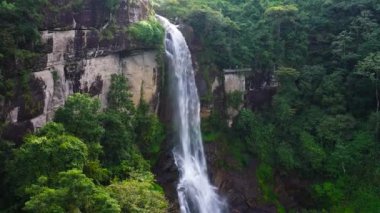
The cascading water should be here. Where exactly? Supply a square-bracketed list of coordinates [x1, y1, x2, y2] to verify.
[157, 16, 227, 213]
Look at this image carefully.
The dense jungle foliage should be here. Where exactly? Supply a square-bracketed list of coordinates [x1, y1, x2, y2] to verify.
[0, 0, 380, 212]
[0, 75, 168, 212]
[0, 0, 169, 212]
[155, 0, 380, 212]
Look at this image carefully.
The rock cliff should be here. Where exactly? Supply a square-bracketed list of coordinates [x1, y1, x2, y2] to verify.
[4, 0, 161, 141]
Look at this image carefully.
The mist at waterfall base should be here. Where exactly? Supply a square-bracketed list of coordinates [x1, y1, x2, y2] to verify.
[157, 16, 227, 213]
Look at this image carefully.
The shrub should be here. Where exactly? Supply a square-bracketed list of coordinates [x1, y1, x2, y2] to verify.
[226, 91, 244, 109]
[128, 18, 164, 47]
[107, 174, 168, 213]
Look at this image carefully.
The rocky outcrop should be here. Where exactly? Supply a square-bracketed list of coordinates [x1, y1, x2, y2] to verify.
[205, 143, 277, 213]
[154, 147, 180, 213]
[223, 69, 279, 124]
[224, 74, 246, 93]
[223, 73, 245, 126]
[4, 0, 161, 141]
[245, 72, 278, 110]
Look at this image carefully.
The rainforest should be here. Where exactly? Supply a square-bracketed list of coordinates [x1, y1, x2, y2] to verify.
[0, 0, 379, 212]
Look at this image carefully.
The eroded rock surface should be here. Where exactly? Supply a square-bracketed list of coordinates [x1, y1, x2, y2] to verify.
[205, 143, 277, 213]
[4, 0, 160, 141]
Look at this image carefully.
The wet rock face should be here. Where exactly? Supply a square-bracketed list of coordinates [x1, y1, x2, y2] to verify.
[154, 148, 180, 213]
[204, 143, 277, 213]
[204, 141, 314, 212]
[3, 0, 160, 141]
[274, 174, 315, 210]
[88, 75, 104, 96]
[17, 77, 46, 122]
[246, 87, 277, 110]
[245, 72, 278, 110]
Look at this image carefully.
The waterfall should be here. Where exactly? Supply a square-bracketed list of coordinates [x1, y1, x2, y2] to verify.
[157, 16, 227, 213]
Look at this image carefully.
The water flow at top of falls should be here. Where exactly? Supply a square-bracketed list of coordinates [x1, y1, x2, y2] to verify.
[157, 15, 227, 213]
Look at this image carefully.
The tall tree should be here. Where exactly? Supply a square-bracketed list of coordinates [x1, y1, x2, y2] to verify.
[25, 169, 120, 213]
[357, 52, 380, 137]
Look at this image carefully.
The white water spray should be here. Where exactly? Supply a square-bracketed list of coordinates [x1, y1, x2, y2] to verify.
[157, 16, 227, 213]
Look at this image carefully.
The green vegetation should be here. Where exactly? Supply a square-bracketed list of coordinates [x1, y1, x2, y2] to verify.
[0, 0, 48, 122]
[0, 0, 169, 211]
[128, 17, 165, 47]
[135, 100, 165, 164]
[104, 0, 119, 10]
[156, 0, 380, 211]
[25, 169, 121, 213]
[107, 174, 168, 213]
[0, 75, 168, 212]
[1, 0, 380, 212]
[226, 91, 243, 109]
[256, 164, 285, 212]
[8, 124, 88, 193]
